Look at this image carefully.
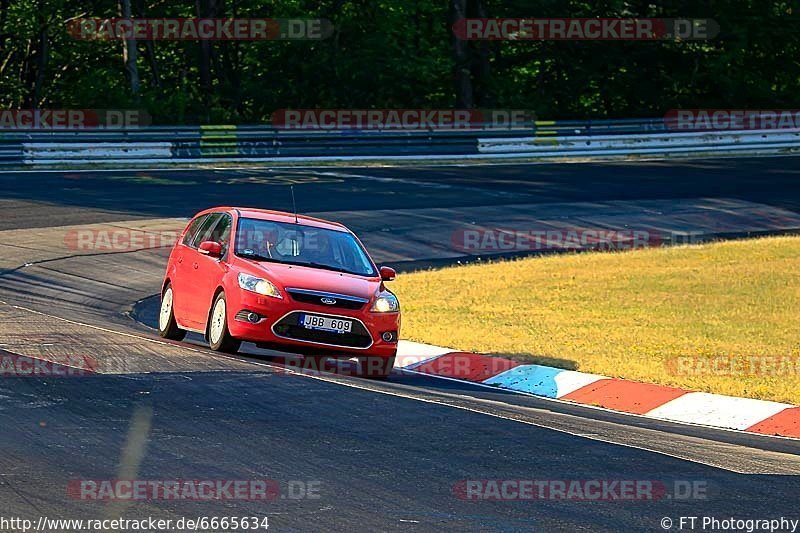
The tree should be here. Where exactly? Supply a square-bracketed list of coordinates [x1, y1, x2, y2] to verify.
[120, 0, 140, 96]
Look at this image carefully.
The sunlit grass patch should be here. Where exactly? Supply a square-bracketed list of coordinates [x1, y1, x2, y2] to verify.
[392, 236, 800, 404]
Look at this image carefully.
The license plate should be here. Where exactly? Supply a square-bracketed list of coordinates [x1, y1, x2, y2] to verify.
[299, 314, 352, 333]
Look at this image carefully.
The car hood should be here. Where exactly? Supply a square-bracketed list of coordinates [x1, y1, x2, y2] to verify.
[246, 262, 380, 300]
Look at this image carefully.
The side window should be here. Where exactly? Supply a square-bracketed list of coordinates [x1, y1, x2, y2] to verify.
[209, 214, 233, 256]
[181, 215, 208, 247]
[189, 213, 223, 249]
[209, 214, 232, 246]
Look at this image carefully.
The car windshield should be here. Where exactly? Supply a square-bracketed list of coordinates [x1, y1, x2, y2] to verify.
[234, 217, 376, 277]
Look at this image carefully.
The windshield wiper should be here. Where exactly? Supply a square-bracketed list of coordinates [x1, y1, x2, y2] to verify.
[282, 260, 362, 276]
[237, 254, 369, 276]
[304, 262, 353, 274]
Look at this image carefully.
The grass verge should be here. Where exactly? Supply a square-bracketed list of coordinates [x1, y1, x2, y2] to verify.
[392, 236, 800, 404]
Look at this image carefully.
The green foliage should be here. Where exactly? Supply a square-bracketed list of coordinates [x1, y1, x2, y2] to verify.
[0, 0, 798, 123]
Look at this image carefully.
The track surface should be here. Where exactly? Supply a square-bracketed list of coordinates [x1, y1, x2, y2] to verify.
[1, 158, 799, 532]
[4, 157, 800, 228]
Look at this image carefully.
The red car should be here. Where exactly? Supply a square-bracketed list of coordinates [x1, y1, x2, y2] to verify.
[158, 207, 400, 378]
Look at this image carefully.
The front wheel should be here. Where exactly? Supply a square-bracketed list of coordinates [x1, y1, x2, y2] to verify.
[158, 284, 186, 341]
[208, 292, 241, 353]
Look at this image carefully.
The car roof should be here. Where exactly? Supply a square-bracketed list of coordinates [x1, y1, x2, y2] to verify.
[199, 207, 350, 233]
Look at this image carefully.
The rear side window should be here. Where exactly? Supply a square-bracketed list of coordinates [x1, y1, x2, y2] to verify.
[181, 215, 208, 247]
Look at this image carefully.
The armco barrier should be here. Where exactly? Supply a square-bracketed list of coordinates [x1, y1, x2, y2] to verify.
[23, 142, 173, 160]
[477, 130, 800, 158]
[0, 145, 23, 164]
[2, 119, 800, 165]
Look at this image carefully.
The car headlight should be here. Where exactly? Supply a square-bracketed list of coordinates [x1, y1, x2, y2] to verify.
[371, 291, 399, 313]
[238, 273, 282, 299]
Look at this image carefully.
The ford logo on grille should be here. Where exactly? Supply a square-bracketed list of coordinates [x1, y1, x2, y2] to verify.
[320, 297, 337, 305]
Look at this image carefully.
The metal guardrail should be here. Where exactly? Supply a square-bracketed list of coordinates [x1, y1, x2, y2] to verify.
[0, 118, 668, 140]
[1, 119, 799, 165]
[477, 130, 800, 157]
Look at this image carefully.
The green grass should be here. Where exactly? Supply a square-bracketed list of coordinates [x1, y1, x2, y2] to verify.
[391, 236, 800, 404]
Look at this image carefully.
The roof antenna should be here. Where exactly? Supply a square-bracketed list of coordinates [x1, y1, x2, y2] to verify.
[290, 185, 299, 223]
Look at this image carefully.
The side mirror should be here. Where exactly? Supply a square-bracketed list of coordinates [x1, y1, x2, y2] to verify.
[379, 266, 396, 281]
[198, 240, 223, 258]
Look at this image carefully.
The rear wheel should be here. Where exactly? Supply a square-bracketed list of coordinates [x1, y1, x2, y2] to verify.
[158, 284, 186, 341]
[208, 292, 241, 353]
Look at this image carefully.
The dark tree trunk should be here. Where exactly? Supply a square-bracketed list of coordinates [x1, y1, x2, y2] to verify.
[220, 0, 240, 113]
[472, 0, 492, 107]
[450, 0, 473, 108]
[0, 0, 14, 81]
[23, 2, 48, 108]
[120, 0, 140, 95]
[135, 0, 161, 88]
[32, 23, 47, 107]
[196, 0, 216, 101]
[0, 0, 8, 56]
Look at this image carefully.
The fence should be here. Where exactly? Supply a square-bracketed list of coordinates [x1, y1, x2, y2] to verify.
[1, 119, 799, 165]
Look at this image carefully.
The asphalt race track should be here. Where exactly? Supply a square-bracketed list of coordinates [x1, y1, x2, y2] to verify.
[1, 158, 799, 532]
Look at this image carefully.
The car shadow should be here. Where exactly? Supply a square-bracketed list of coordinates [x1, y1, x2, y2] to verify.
[133, 292, 580, 386]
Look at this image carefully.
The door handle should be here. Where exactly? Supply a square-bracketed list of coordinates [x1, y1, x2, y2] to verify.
[178, 257, 183, 264]
[193, 263, 199, 269]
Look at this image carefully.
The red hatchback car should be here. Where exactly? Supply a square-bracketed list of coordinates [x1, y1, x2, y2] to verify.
[158, 207, 400, 378]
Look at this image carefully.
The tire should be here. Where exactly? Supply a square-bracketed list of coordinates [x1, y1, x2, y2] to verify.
[207, 292, 242, 353]
[357, 356, 395, 379]
[158, 284, 186, 341]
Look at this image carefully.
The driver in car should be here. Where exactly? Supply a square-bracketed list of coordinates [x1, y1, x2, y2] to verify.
[239, 223, 278, 259]
[303, 231, 335, 264]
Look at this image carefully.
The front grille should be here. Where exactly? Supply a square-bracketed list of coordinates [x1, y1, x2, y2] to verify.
[286, 288, 368, 310]
[273, 312, 372, 349]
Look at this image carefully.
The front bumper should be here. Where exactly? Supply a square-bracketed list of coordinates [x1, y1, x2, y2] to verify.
[225, 289, 400, 358]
